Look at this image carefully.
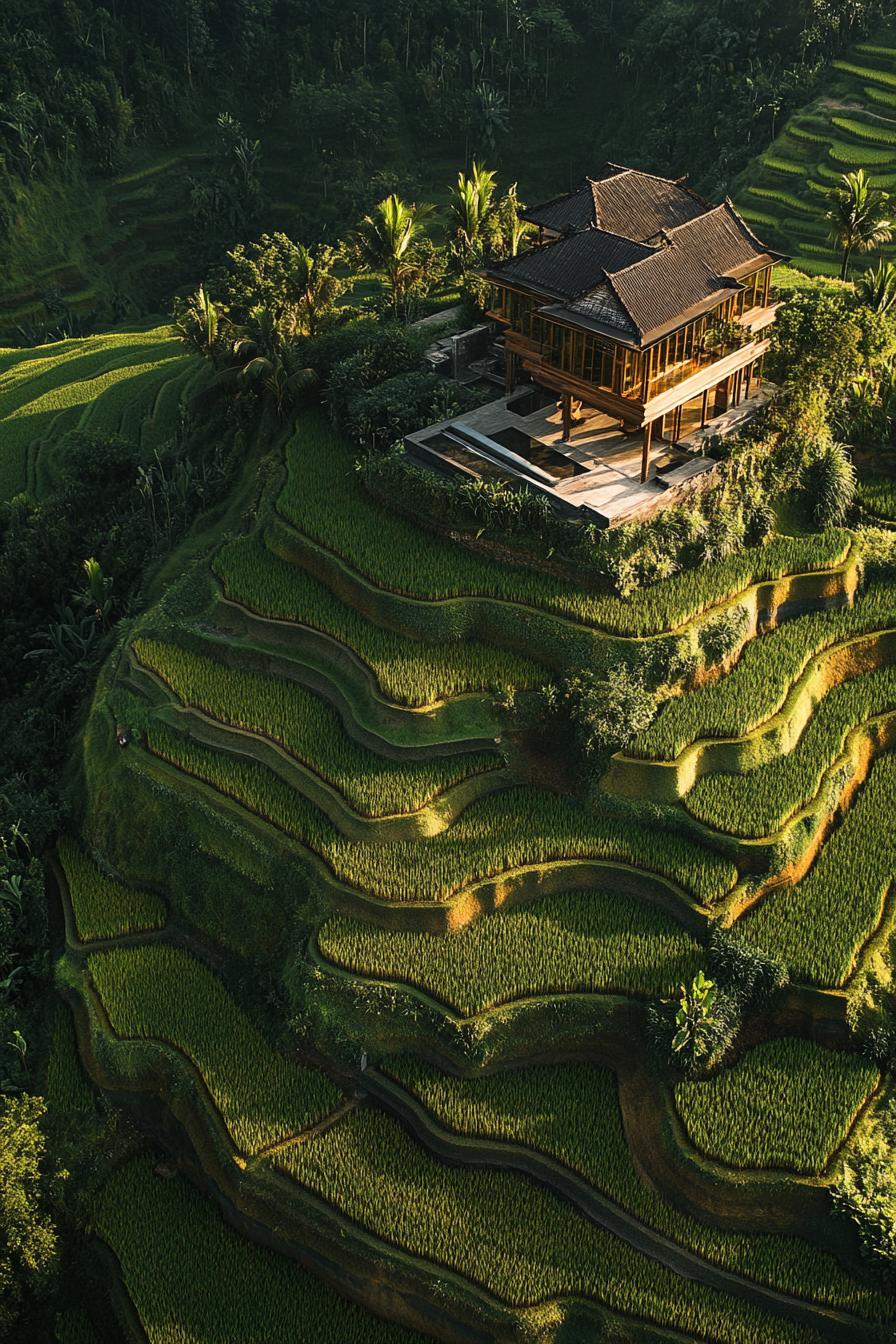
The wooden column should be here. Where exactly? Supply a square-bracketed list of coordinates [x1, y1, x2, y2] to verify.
[561, 392, 572, 442]
[641, 419, 653, 483]
[700, 387, 709, 428]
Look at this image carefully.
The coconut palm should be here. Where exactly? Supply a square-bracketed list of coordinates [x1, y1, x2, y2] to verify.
[173, 286, 229, 364]
[354, 194, 435, 318]
[448, 161, 498, 261]
[856, 258, 896, 313]
[826, 170, 894, 281]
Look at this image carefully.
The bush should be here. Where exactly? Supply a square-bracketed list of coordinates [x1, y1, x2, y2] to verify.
[806, 441, 856, 527]
[564, 663, 658, 757]
[345, 370, 461, 449]
[698, 604, 750, 667]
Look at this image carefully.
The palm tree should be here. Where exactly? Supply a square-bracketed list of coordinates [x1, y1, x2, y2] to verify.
[354, 194, 434, 318]
[291, 243, 343, 337]
[232, 308, 315, 416]
[173, 286, 229, 364]
[856, 258, 896, 313]
[826, 170, 894, 281]
[448, 161, 497, 261]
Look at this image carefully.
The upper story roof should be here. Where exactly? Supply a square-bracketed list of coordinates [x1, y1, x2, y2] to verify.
[520, 165, 709, 241]
[488, 168, 786, 348]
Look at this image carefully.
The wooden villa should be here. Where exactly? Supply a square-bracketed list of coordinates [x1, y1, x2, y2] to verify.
[407, 164, 785, 526]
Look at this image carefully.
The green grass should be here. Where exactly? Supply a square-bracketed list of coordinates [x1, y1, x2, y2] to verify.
[214, 531, 547, 706]
[684, 664, 896, 836]
[45, 998, 94, 1116]
[828, 138, 895, 167]
[58, 834, 166, 941]
[834, 59, 896, 89]
[276, 412, 849, 638]
[674, 1039, 879, 1175]
[274, 1106, 821, 1344]
[632, 578, 896, 760]
[737, 752, 896, 985]
[87, 943, 340, 1154]
[858, 475, 896, 521]
[383, 1057, 895, 1321]
[318, 888, 702, 1014]
[141, 719, 738, 905]
[93, 1157, 425, 1344]
[133, 637, 501, 816]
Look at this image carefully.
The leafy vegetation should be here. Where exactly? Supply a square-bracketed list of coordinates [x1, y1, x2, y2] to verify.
[132, 636, 501, 816]
[141, 719, 738, 905]
[633, 577, 896, 760]
[58, 836, 166, 942]
[384, 1057, 896, 1319]
[738, 752, 896, 985]
[214, 531, 547, 705]
[93, 1157, 425, 1344]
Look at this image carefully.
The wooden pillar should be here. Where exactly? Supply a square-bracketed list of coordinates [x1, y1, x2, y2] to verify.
[700, 387, 709, 428]
[641, 419, 653, 483]
[744, 362, 753, 400]
[673, 404, 682, 443]
[561, 392, 572, 442]
[504, 349, 515, 395]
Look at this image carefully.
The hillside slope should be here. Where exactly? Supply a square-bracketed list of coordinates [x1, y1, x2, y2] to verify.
[735, 25, 896, 275]
[0, 324, 207, 500]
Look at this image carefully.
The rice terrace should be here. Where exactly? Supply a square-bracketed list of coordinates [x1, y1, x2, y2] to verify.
[7, 5, 896, 1344]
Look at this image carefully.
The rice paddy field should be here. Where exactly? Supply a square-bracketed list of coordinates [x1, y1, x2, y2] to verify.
[55, 327, 896, 1339]
[0, 323, 207, 499]
[734, 26, 896, 274]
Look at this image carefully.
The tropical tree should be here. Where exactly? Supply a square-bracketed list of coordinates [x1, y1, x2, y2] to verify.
[826, 170, 894, 281]
[354, 194, 435, 318]
[225, 233, 344, 337]
[473, 83, 509, 153]
[173, 286, 230, 365]
[448, 161, 498, 263]
[672, 971, 719, 1066]
[231, 307, 316, 416]
[489, 182, 535, 259]
[0, 1094, 60, 1334]
[807, 440, 856, 526]
[856, 259, 896, 313]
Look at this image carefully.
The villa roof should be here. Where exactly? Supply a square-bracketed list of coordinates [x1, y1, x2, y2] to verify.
[488, 228, 657, 303]
[487, 179, 786, 348]
[520, 165, 708, 241]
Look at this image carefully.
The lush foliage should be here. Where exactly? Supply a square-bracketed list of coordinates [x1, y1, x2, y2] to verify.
[58, 836, 166, 942]
[133, 637, 500, 816]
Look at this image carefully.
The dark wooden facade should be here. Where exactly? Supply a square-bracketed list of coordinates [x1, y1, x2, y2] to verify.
[484, 166, 784, 481]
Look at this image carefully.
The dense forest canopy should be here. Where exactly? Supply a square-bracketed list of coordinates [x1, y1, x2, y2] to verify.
[1, 0, 892, 222]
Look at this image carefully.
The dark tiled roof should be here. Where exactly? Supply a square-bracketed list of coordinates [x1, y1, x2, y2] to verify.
[605, 203, 775, 341]
[521, 165, 707, 241]
[486, 227, 656, 301]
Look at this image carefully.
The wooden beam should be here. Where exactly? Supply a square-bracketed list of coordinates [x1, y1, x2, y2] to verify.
[504, 349, 515, 395]
[700, 387, 709, 428]
[561, 392, 572, 442]
[641, 419, 653, 483]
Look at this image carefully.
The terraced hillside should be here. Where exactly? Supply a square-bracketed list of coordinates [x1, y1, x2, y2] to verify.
[735, 26, 896, 275]
[55, 406, 896, 1341]
[0, 323, 209, 500]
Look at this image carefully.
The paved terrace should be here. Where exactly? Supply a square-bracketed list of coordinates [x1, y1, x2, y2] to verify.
[406, 384, 775, 526]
